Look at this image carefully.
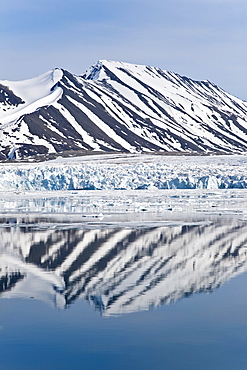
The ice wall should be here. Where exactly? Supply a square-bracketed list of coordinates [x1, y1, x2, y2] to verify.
[1, 157, 247, 191]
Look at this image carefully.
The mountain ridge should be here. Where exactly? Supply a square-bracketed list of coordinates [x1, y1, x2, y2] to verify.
[0, 60, 247, 160]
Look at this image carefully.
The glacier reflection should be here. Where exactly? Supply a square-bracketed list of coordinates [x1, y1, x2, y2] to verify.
[1, 217, 247, 316]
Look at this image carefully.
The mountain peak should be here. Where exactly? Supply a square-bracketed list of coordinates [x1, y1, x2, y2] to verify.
[0, 69, 63, 127]
[82, 60, 155, 81]
[82, 60, 104, 80]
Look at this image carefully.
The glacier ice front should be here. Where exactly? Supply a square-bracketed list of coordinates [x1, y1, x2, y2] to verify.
[1, 154, 247, 191]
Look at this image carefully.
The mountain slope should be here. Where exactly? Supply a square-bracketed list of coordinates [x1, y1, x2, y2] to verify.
[0, 60, 247, 159]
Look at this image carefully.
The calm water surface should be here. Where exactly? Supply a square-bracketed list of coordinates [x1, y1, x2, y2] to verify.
[0, 216, 247, 370]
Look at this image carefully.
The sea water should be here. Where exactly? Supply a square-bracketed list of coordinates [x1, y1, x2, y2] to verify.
[0, 212, 247, 370]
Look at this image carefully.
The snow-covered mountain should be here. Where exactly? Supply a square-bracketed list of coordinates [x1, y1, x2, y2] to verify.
[1, 60, 247, 159]
[1, 218, 247, 315]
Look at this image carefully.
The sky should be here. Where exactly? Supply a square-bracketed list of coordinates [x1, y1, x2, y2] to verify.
[1, 0, 246, 100]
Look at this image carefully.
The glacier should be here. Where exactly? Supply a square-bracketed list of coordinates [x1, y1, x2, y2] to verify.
[1, 153, 247, 191]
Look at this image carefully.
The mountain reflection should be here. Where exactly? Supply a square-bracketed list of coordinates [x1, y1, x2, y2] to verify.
[1, 217, 247, 316]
